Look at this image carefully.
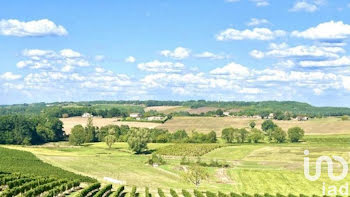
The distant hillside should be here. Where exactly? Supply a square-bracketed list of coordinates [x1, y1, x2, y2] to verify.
[1, 100, 350, 117]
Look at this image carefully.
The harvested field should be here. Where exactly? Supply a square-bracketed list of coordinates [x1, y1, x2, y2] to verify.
[187, 107, 219, 114]
[144, 106, 189, 114]
[157, 116, 350, 135]
[60, 117, 162, 134]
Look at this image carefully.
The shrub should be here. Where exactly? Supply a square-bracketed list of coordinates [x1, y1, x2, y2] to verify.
[288, 127, 305, 143]
[170, 189, 179, 197]
[130, 186, 137, 197]
[182, 189, 192, 197]
[194, 190, 205, 197]
[112, 186, 124, 197]
[206, 191, 217, 197]
[158, 188, 166, 197]
[218, 192, 229, 197]
[76, 182, 101, 197]
[94, 184, 112, 197]
[272, 127, 287, 143]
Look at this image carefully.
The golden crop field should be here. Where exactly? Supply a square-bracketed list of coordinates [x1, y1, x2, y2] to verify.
[157, 116, 350, 135]
[60, 117, 162, 134]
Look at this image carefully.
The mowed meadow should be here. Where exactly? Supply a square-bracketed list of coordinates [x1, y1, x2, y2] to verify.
[4, 135, 350, 195]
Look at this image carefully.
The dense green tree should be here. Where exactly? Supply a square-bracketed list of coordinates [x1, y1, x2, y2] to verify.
[127, 128, 149, 154]
[207, 131, 217, 143]
[272, 127, 287, 143]
[261, 120, 277, 132]
[288, 127, 305, 142]
[238, 128, 248, 143]
[84, 117, 96, 143]
[249, 121, 256, 129]
[182, 165, 209, 187]
[249, 128, 264, 143]
[69, 125, 86, 146]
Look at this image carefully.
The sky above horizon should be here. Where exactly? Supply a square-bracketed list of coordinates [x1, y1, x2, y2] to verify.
[1, 1, 350, 107]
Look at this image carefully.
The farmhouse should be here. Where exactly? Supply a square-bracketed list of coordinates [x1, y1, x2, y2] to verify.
[296, 116, 309, 121]
[82, 112, 93, 118]
[147, 116, 163, 121]
[268, 113, 274, 119]
[223, 112, 230, 116]
[130, 113, 141, 118]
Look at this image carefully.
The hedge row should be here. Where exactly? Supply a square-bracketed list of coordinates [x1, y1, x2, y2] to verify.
[94, 184, 112, 197]
[76, 182, 101, 197]
[24, 179, 68, 197]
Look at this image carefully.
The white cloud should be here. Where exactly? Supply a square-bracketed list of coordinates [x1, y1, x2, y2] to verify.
[216, 27, 286, 41]
[239, 88, 262, 94]
[299, 56, 350, 67]
[60, 49, 81, 58]
[251, 0, 269, 7]
[125, 56, 136, 63]
[0, 72, 22, 80]
[246, 18, 270, 26]
[138, 60, 185, 73]
[210, 62, 250, 78]
[291, 21, 350, 41]
[0, 19, 67, 37]
[250, 50, 265, 59]
[160, 47, 191, 59]
[17, 48, 90, 70]
[290, 1, 318, 12]
[195, 52, 225, 59]
[343, 76, 350, 91]
[263, 45, 344, 60]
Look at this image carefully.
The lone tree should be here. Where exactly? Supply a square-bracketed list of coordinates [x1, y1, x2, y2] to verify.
[288, 127, 305, 143]
[69, 125, 86, 146]
[84, 117, 96, 143]
[105, 128, 117, 148]
[127, 128, 149, 154]
[182, 165, 209, 187]
[272, 127, 287, 143]
[249, 121, 256, 129]
[249, 128, 264, 143]
[261, 120, 277, 132]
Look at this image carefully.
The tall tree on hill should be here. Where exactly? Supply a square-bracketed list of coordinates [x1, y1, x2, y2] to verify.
[84, 117, 96, 143]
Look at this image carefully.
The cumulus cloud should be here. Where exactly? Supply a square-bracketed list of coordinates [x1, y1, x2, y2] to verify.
[246, 18, 270, 26]
[291, 21, 350, 42]
[125, 56, 136, 63]
[16, 49, 90, 70]
[210, 62, 250, 78]
[194, 52, 225, 60]
[290, 0, 325, 12]
[138, 60, 185, 73]
[250, 50, 265, 59]
[216, 27, 286, 41]
[250, 0, 269, 7]
[299, 56, 350, 67]
[0, 72, 22, 80]
[160, 47, 191, 59]
[0, 19, 67, 37]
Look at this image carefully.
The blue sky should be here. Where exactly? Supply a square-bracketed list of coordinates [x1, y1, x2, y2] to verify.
[1, 0, 350, 106]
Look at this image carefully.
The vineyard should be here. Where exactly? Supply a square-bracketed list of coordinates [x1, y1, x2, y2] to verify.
[0, 172, 324, 197]
[156, 144, 225, 156]
[0, 147, 94, 182]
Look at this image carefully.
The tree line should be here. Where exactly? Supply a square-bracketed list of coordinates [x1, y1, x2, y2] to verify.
[222, 120, 305, 144]
[69, 118, 217, 153]
[0, 115, 64, 145]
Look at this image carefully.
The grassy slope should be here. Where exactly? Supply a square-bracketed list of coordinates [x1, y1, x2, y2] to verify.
[7, 135, 350, 195]
[0, 146, 94, 182]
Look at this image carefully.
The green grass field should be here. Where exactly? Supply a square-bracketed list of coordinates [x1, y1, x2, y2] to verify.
[4, 134, 350, 196]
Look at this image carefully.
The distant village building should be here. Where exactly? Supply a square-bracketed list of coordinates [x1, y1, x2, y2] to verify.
[296, 116, 309, 121]
[130, 113, 141, 118]
[253, 115, 262, 119]
[82, 113, 93, 118]
[147, 116, 163, 121]
[223, 112, 230, 116]
[268, 113, 274, 119]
